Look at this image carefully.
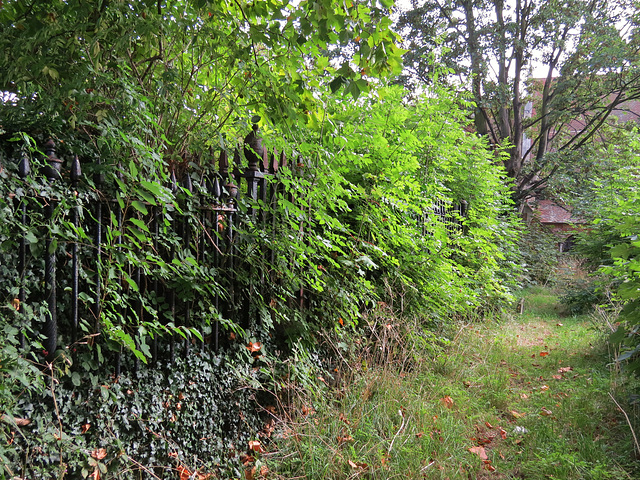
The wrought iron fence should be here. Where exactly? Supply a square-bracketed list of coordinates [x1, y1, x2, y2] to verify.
[8, 127, 304, 374]
[6, 128, 467, 374]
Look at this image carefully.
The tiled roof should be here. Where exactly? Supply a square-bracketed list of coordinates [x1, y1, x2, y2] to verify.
[534, 200, 583, 224]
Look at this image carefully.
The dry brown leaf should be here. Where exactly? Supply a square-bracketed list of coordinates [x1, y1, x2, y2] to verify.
[468, 446, 488, 461]
[245, 466, 256, 480]
[540, 385, 549, 391]
[248, 440, 265, 453]
[440, 396, 454, 409]
[348, 459, 369, 470]
[510, 410, 526, 419]
[540, 407, 553, 416]
[337, 435, 354, 445]
[558, 366, 573, 373]
[246, 342, 262, 353]
[552, 375, 562, 380]
[540, 351, 549, 357]
[91, 448, 107, 460]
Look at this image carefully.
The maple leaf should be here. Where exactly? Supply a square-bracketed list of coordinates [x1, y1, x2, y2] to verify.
[468, 446, 488, 461]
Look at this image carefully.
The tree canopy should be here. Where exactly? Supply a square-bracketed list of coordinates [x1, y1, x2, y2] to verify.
[398, 0, 640, 201]
[0, 0, 404, 157]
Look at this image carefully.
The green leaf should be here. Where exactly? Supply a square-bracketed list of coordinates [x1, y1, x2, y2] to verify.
[131, 201, 148, 215]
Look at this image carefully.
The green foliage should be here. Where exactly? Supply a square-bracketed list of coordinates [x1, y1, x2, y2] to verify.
[310, 83, 519, 319]
[576, 128, 640, 373]
[4, 346, 265, 479]
[0, 1, 524, 477]
[517, 220, 561, 287]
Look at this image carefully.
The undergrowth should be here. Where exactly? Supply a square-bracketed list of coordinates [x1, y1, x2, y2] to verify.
[258, 288, 640, 480]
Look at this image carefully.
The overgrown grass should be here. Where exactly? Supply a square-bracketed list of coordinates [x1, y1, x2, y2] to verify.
[257, 288, 640, 480]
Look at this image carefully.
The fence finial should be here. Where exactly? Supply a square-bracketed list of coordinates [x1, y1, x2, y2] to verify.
[244, 124, 264, 172]
[43, 138, 63, 181]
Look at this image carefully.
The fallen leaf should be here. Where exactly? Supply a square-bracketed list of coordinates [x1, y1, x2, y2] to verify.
[348, 459, 369, 470]
[540, 407, 553, 416]
[177, 466, 192, 480]
[552, 375, 562, 380]
[540, 385, 549, 391]
[557, 323, 563, 326]
[247, 342, 262, 353]
[558, 366, 573, 373]
[91, 448, 107, 460]
[245, 466, 256, 480]
[468, 446, 488, 461]
[540, 351, 549, 357]
[301, 405, 316, 416]
[510, 410, 526, 419]
[498, 427, 507, 439]
[248, 440, 265, 453]
[337, 435, 354, 444]
[484, 421, 494, 429]
[440, 396, 454, 409]
[520, 393, 529, 399]
[484, 462, 496, 472]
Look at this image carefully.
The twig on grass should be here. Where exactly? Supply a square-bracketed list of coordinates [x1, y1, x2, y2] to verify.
[609, 392, 640, 456]
[387, 409, 406, 456]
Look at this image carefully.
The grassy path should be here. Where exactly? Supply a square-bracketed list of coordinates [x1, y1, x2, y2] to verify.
[264, 288, 640, 479]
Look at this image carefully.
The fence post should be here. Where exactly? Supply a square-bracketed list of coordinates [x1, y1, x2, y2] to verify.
[17, 153, 30, 350]
[42, 139, 62, 362]
[244, 124, 265, 205]
[70, 154, 82, 343]
[169, 170, 178, 365]
[114, 165, 125, 376]
[182, 172, 193, 357]
[92, 157, 104, 354]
